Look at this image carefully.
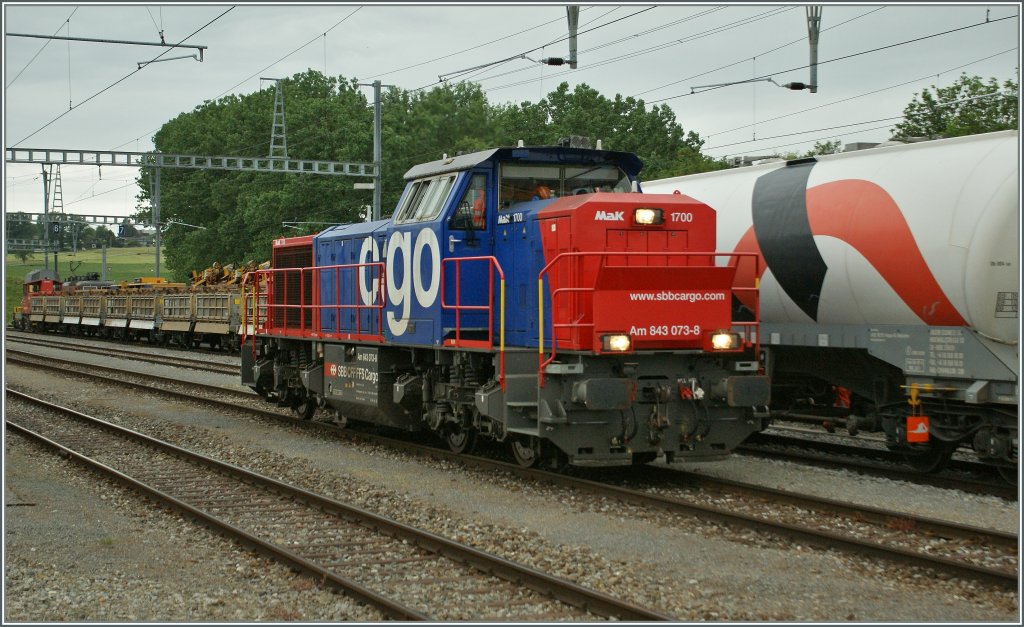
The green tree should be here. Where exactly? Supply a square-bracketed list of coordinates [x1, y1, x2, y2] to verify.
[891, 72, 1018, 140]
[139, 72, 723, 279]
[5, 212, 35, 239]
[782, 139, 844, 160]
[803, 139, 843, 156]
[137, 71, 375, 279]
[93, 225, 116, 248]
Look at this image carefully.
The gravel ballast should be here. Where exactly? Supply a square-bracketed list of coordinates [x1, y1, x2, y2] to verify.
[4, 357, 1021, 622]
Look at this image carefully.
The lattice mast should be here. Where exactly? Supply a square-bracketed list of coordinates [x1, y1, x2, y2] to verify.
[264, 78, 289, 160]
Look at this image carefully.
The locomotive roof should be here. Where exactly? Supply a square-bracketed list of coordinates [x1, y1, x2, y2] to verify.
[23, 268, 60, 284]
[403, 145, 644, 181]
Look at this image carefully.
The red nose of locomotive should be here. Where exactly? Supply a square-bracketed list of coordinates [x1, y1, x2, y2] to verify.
[537, 192, 755, 354]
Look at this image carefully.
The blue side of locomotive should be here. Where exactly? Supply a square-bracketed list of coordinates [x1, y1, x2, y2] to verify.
[313, 146, 642, 348]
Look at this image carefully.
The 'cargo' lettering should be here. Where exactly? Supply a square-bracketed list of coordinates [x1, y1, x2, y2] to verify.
[360, 228, 440, 336]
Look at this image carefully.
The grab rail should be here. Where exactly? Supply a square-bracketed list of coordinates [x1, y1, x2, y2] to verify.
[537, 251, 761, 387]
[241, 262, 386, 353]
[312, 262, 386, 342]
[440, 256, 505, 391]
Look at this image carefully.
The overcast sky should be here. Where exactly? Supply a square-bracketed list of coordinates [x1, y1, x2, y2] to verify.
[3, 2, 1021, 221]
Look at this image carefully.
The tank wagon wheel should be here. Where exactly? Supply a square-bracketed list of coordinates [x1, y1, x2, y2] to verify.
[510, 436, 540, 468]
[444, 424, 478, 455]
[903, 441, 956, 473]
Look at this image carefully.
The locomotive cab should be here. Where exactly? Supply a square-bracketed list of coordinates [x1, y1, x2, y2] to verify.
[14, 268, 62, 331]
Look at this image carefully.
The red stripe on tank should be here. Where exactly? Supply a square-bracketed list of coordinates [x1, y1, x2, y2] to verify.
[805, 180, 966, 326]
[732, 179, 967, 326]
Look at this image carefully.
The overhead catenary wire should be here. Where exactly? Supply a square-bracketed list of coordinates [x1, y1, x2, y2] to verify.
[476, 6, 796, 93]
[454, 5, 632, 84]
[111, 6, 363, 152]
[645, 14, 1018, 104]
[64, 7, 1015, 181]
[211, 6, 363, 102]
[704, 47, 1018, 140]
[633, 6, 886, 97]
[7, 6, 79, 89]
[413, 6, 658, 92]
[66, 12, 74, 110]
[361, 7, 596, 81]
[12, 6, 236, 148]
[705, 115, 906, 151]
[65, 181, 139, 206]
[703, 90, 1017, 155]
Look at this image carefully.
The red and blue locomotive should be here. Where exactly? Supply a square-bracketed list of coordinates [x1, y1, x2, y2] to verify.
[241, 142, 770, 468]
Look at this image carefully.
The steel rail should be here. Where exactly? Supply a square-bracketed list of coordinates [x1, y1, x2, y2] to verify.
[751, 428, 996, 474]
[6, 335, 238, 375]
[7, 355, 1018, 588]
[5, 393, 425, 621]
[365, 440, 1020, 590]
[6, 389, 675, 622]
[9, 347, 1015, 502]
[740, 432, 1015, 499]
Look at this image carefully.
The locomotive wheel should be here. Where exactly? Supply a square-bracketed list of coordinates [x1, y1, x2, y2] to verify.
[511, 437, 539, 468]
[293, 397, 316, 420]
[254, 379, 271, 400]
[903, 441, 955, 473]
[445, 425, 478, 455]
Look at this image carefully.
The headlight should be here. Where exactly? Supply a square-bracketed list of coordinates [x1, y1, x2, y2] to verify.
[633, 207, 664, 225]
[601, 334, 632, 352]
[710, 331, 739, 351]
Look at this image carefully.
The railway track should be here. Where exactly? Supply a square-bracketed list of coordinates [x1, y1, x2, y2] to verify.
[7, 341, 1014, 500]
[9, 332, 1016, 492]
[6, 389, 672, 622]
[7, 353, 1018, 590]
[6, 332, 238, 376]
[741, 430, 1016, 498]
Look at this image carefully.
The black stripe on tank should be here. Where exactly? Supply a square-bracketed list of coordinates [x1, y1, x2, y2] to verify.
[750, 160, 826, 321]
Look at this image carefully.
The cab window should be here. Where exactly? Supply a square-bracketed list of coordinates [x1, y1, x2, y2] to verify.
[498, 162, 631, 210]
[394, 174, 457, 224]
[450, 173, 488, 231]
[564, 165, 632, 195]
[499, 164, 560, 210]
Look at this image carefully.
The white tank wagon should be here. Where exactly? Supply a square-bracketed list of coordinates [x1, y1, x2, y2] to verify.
[642, 131, 1018, 479]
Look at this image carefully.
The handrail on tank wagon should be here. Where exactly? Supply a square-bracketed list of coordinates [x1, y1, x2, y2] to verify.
[241, 263, 387, 354]
[537, 251, 761, 387]
[440, 256, 506, 391]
